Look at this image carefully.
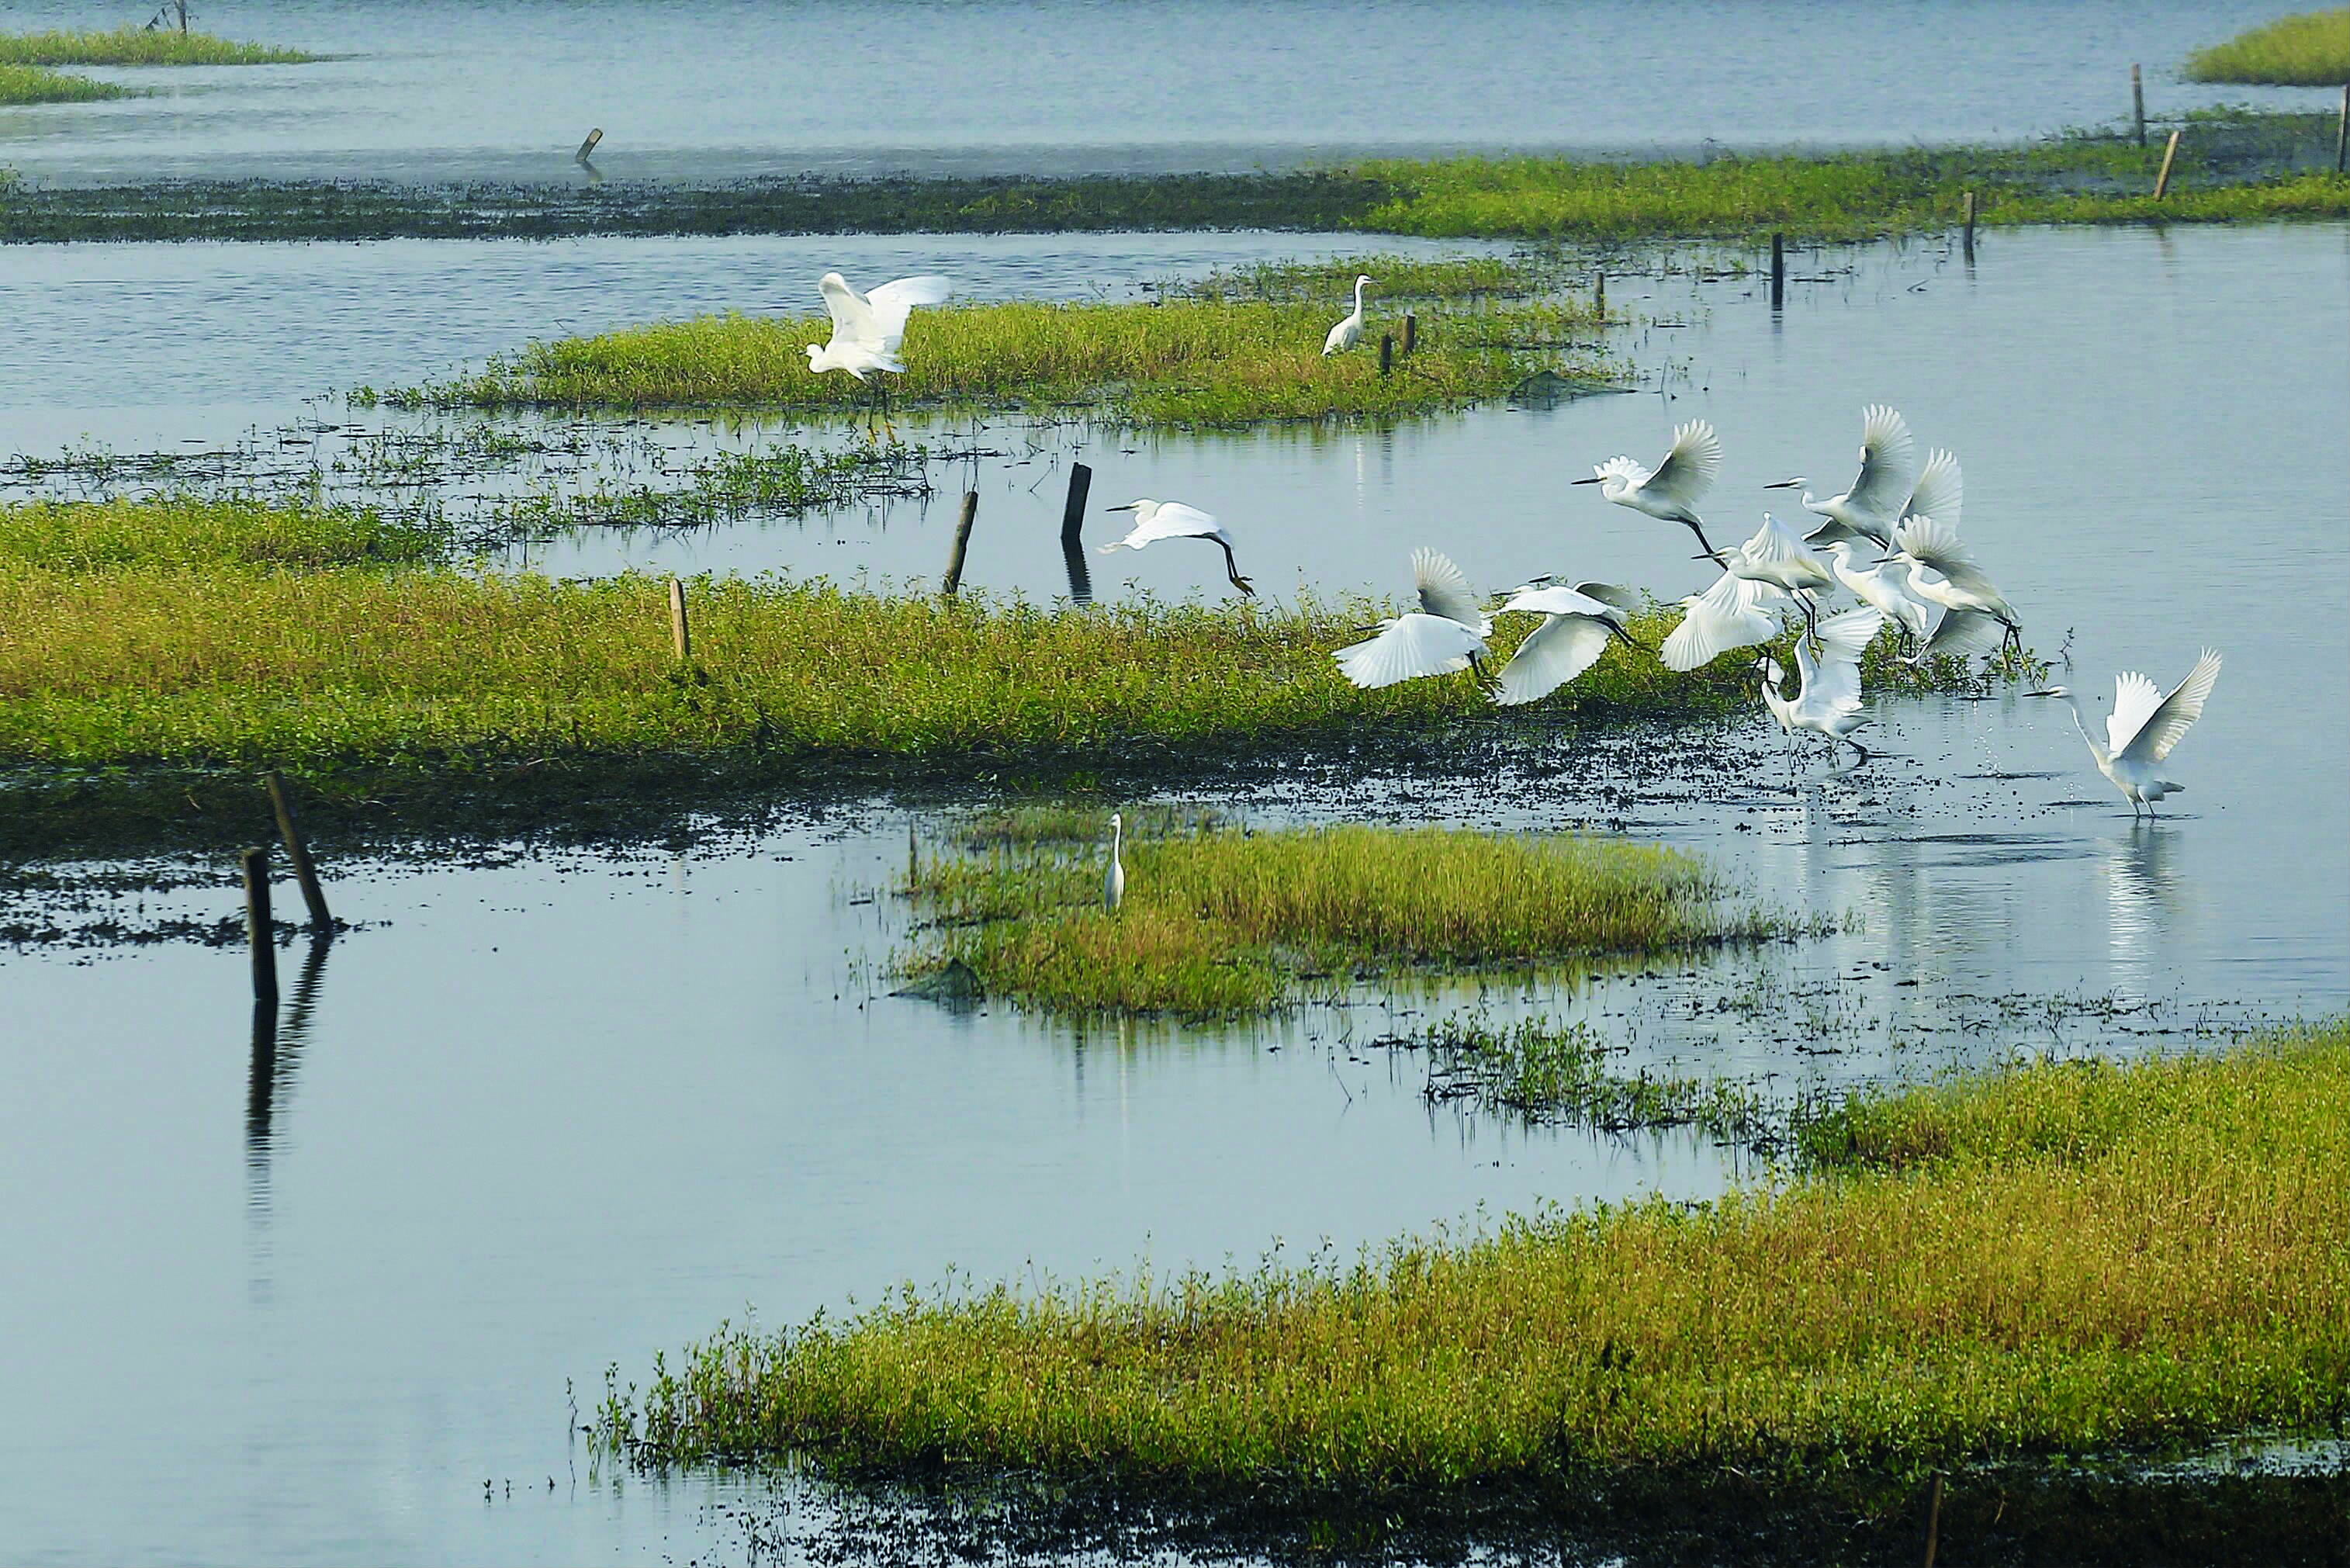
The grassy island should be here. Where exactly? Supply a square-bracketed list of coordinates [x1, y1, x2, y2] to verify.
[0, 62, 123, 104]
[0, 26, 315, 66]
[2185, 9, 2350, 85]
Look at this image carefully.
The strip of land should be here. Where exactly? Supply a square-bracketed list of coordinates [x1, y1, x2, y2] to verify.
[0, 26, 314, 65]
[2186, 7, 2350, 85]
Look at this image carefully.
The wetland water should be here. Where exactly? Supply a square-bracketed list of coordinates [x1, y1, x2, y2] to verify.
[1, 220, 2345, 1561]
[0, 0, 2340, 184]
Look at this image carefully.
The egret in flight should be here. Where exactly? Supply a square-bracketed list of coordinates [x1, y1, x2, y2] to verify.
[805, 270, 952, 435]
[1892, 514, 2022, 656]
[1777, 404, 1916, 549]
[1574, 420, 1725, 558]
[1103, 812, 1126, 912]
[1661, 567, 1785, 672]
[1757, 606, 1884, 763]
[1823, 540, 1933, 642]
[1334, 549, 1490, 689]
[2026, 649, 2223, 817]
[1100, 498, 1255, 596]
[1490, 579, 1639, 706]
[1323, 275, 1372, 355]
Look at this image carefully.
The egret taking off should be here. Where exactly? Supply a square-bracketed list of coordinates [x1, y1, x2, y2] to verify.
[1778, 404, 1916, 549]
[1490, 579, 1639, 706]
[1660, 567, 1785, 672]
[1574, 421, 1725, 558]
[1891, 514, 2022, 656]
[1323, 275, 1372, 355]
[2026, 649, 2223, 817]
[1100, 498, 1255, 596]
[1756, 606, 1884, 763]
[1823, 540, 1933, 642]
[1103, 812, 1126, 912]
[1333, 549, 1490, 689]
[805, 270, 952, 435]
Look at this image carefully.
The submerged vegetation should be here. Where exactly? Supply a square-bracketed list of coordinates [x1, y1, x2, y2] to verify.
[1411, 1016, 1779, 1145]
[2185, 8, 2350, 85]
[597, 1023, 2350, 1490]
[0, 62, 123, 104]
[0, 26, 315, 66]
[379, 286, 1611, 424]
[901, 820, 1785, 1014]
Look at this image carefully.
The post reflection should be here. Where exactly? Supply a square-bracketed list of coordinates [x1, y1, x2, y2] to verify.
[1061, 538, 1094, 605]
[245, 932, 334, 1228]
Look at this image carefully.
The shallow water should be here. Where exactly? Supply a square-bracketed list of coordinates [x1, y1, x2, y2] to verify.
[1, 218, 2345, 1561]
[0, 0, 2339, 183]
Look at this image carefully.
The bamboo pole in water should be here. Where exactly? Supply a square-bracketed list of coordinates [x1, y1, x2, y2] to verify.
[2153, 130, 2182, 200]
[242, 846, 278, 1006]
[2336, 85, 2348, 175]
[576, 127, 604, 163]
[2130, 64, 2146, 147]
[943, 490, 979, 596]
[1770, 232, 1784, 310]
[1961, 190, 1976, 264]
[668, 577, 691, 660]
[263, 771, 331, 929]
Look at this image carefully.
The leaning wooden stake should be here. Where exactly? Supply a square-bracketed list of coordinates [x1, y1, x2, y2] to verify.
[242, 846, 278, 1006]
[1058, 461, 1092, 549]
[668, 577, 691, 660]
[1961, 190, 1977, 263]
[2336, 84, 2348, 175]
[2130, 64, 2146, 147]
[1922, 1474, 1944, 1567]
[262, 771, 331, 929]
[2152, 129, 2182, 200]
[1401, 311, 1417, 355]
[576, 127, 604, 164]
[1770, 231, 1785, 310]
[942, 490, 979, 596]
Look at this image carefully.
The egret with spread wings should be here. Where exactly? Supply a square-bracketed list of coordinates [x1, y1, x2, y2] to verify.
[1099, 498, 1254, 596]
[1573, 421, 1725, 558]
[2027, 649, 2223, 816]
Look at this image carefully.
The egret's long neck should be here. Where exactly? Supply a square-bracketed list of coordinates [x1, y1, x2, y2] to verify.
[1352, 279, 1367, 317]
[2060, 694, 2109, 765]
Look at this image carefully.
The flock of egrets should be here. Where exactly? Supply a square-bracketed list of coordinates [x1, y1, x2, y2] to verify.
[805, 269, 2223, 817]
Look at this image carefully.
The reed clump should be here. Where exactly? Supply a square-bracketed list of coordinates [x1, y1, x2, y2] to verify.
[904, 823, 1781, 1013]
[0, 26, 315, 66]
[0, 62, 123, 103]
[597, 1023, 2350, 1485]
[389, 295, 1610, 424]
[2184, 8, 2350, 85]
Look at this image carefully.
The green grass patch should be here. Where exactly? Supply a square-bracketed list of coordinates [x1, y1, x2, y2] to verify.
[0, 26, 315, 65]
[1413, 1016, 1780, 1145]
[0, 61, 124, 103]
[0, 493, 443, 572]
[902, 820, 1788, 1015]
[597, 1023, 2350, 1487]
[377, 294, 1611, 424]
[2185, 8, 2350, 85]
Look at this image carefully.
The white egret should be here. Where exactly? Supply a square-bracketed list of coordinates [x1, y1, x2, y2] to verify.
[1333, 549, 1490, 689]
[1490, 579, 1639, 707]
[1103, 812, 1126, 911]
[1899, 447, 1963, 535]
[1757, 606, 1884, 763]
[805, 271, 952, 436]
[1660, 568, 1786, 672]
[1718, 513, 1834, 597]
[1777, 405, 1916, 549]
[1905, 604, 2006, 665]
[1099, 498, 1255, 596]
[1322, 274, 1372, 355]
[1892, 514, 2021, 655]
[2027, 649, 2222, 817]
[1573, 420, 1725, 558]
[1823, 540, 1933, 640]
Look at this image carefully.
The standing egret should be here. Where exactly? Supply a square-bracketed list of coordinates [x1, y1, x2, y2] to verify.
[1573, 421, 1725, 558]
[1779, 405, 1916, 549]
[1323, 275, 1372, 355]
[1490, 579, 1639, 706]
[1660, 568, 1786, 672]
[1099, 498, 1255, 595]
[1757, 606, 1884, 763]
[805, 270, 953, 435]
[2026, 649, 2222, 817]
[1103, 812, 1126, 911]
[1333, 549, 1490, 689]
[1892, 514, 2022, 655]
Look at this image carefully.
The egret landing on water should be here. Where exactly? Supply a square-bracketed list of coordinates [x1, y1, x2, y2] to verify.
[2028, 649, 2222, 817]
[805, 270, 952, 437]
[1757, 606, 1884, 765]
[1103, 812, 1126, 912]
[1334, 549, 1490, 689]
[1575, 420, 1724, 558]
[1099, 499, 1254, 595]
[1323, 275, 1372, 355]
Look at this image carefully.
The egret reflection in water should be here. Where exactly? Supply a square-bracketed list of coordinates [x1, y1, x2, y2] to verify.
[2104, 822, 2189, 995]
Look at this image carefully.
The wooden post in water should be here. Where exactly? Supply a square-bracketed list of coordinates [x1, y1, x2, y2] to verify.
[576, 127, 604, 164]
[668, 577, 691, 661]
[1058, 461, 1092, 549]
[2130, 64, 2146, 147]
[1378, 334, 1394, 376]
[1922, 1474, 1944, 1567]
[2152, 129, 2182, 200]
[2336, 84, 2348, 174]
[1401, 312, 1417, 355]
[942, 490, 979, 597]
[1594, 270, 1604, 320]
[1769, 232, 1784, 311]
[1961, 190, 1976, 264]
[242, 846, 278, 1007]
[262, 771, 331, 929]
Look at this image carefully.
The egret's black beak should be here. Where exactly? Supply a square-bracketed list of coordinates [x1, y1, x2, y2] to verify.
[2023, 690, 2058, 698]
[1570, 476, 1602, 486]
[1103, 504, 1135, 512]
[1763, 477, 1804, 490]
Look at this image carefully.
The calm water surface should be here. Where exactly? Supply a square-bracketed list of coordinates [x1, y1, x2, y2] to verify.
[0, 0, 2338, 182]
[0, 220, 2345, 1561]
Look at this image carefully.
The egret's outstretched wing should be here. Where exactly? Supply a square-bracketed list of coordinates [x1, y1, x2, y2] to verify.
[1494, 614, 1612, 706]
[1844, 404, 1917, 521]
[1641, 421, 1722, 511]
[1916, 603, 2003, 659]
[1894, 514, 2002, 599]
[1334, 614, 1483, 689]
[1813, 605, 1885, 668]
[1803, 605, 1883, 714]
[1132, 500, 1220, 546]
[2113, 649, 2222, 763]
[1903, 448, 1963, 531]
[1413, 548, 1486, 631]
[1661, 571, 1781, 671]
[817, 272, 880, 345]
[864, 275, 953, 346]
[1738, 513, 1825, 572]
[1571, 581, 1641, 615]
[1500, 583, 1620, 620]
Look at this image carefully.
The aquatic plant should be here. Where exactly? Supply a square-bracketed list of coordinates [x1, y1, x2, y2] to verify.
[0, 26, 315, 66]
[597, 1023, 2350, 1484]
[1411, 1016, 1779, 1144]
[0, 62, 123, 104]
[2184, 8, 2350, 85]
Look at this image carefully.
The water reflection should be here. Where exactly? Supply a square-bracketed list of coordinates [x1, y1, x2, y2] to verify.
[2105, 822, 2186, 999]
[244, 933, 334, 1230]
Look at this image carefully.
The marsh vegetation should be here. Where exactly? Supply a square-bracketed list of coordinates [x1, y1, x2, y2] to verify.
[0, 26, 315, 65]
[2184, 8, 2350, 85]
